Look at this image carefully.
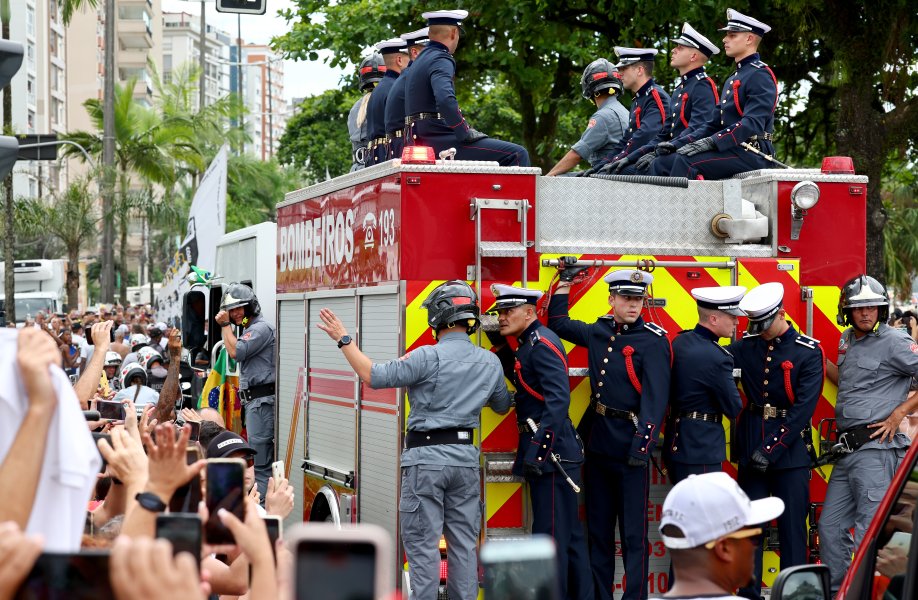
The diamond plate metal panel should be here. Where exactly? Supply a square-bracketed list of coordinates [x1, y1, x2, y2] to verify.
[536, 177, 774, 257]
[479, 241, 528, 257]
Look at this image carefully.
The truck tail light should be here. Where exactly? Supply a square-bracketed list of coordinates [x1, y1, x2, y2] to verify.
[401, 145, 436, 164]
[821, 156, 855, 174]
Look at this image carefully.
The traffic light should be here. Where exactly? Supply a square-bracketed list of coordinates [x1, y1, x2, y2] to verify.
[215, 0, 266, 15]
[0, 39, 24, 180]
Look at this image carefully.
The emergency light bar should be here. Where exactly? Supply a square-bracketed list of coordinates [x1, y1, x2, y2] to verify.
[401, 146, 436, 164]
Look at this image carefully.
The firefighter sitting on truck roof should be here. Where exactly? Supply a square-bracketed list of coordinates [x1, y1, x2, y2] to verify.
[489, 284, 593, 600]
[383, 27, 429, 163]
[820, 275, 918, 596]
[548, 269, 671, 600]
[621, 23, 722, 176]
[728, 283, 824, 600]
[403, 9, 530, 167]
[348, 53, 385, 172]
[662, 9, 779, 180]
[545, 58, 629, 177]
[592, 47, 671, 175]
[215, 283, 276, 501]
[366, 38, 409, 166]
[317, 281, 511, 600]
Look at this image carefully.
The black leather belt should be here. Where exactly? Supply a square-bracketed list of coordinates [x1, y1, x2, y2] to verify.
[372, 136, 388, 146]
[239, 382, 275, 403]
[678, 411, 722, 423]
[404, 427, 474, 449]
[748, 403, 788, 420]
[834, 424, 875, 453]
[593, 401, 636, 422]
[405, 112, 442, 126]
[387, 130, 403, 138]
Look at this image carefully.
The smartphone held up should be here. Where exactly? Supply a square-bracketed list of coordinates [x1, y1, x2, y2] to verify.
[205, 458, 247, 545]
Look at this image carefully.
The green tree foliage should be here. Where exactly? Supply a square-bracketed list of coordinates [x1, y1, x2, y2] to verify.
[278, 89, 353, 182]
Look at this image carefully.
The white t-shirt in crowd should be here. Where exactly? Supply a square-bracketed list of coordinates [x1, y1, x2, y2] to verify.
[0, 329, 102, 552]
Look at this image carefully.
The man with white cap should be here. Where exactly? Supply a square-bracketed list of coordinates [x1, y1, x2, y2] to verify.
[594, 47, 670, 174]
[403, 10, 530, 167]
[548, 269, 671, 600]
[366, 38, 409, 165]
[664, 286, 745, 485]
[490, 283, 593, 600]
[628, 24, 722, 176]
[657, 472, 784, 599]
[819, 275, 918, 594]
[726, 282, 824, 600]
[667, 9, 779, 180]
[383, 27, 429, 161]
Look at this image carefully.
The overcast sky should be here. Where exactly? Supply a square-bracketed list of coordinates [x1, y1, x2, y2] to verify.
[161, 0, 346, 101]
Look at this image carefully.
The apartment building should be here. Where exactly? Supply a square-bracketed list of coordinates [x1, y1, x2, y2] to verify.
[162, 11, 231, 110]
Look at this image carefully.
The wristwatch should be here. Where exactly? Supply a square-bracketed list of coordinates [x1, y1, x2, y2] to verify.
[219, 321, 232, 328]
[135, 492, 167, 513]
[337, 335, 353, 348]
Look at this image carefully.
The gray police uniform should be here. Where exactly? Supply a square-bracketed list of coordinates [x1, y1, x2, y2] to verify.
[818, 324, 918, 592]
[235, 313, 276, 498]
[347, 94, 372, 171]
[572, 98, 629, 168]
[371, 331, 511, 600]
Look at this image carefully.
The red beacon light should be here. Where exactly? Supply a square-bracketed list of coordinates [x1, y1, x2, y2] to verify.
[401, 145, 436, 165]
[821, 156, 855, 174]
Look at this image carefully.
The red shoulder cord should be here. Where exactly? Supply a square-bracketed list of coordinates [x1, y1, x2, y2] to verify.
[706, 77, 720, 103]
[651, 88, 666, 125]
[732, 80, 743, 116]
[514, 359, 545, 402]
[634, 106, 642, 129]
[679, 93, 689, 128]
[781, 360, 795, 403]
[622, 346, 643, 393]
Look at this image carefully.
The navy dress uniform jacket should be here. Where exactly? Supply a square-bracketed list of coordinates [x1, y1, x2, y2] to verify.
[728, 324, 824, 469]
[668, 53, 778, 180]
[404, 41, 529, 167]
[510, 320, 585, 477]
[547, 295, 671, 462]
[383, 62, 411, 161]
[600, 79, 670, 166]
[664, 325, 743, 466]
[366, 69, 399, 164]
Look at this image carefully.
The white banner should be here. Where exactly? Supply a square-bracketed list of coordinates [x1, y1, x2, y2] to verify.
[156, 144, 229, 324]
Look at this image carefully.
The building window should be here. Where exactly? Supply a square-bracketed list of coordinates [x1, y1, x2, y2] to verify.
[27, 110, 35, 132]
[27, 43, 35, 68]
[27, 75, 36, 105]
[26, 6, 35, 37]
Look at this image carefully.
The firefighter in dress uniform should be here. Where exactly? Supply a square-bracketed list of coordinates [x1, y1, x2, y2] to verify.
[317, 281, 511, 600]
[490, 284, 593, 600]
[664, 286, 745, 485]
[819, 276, 918, 594]
[366, 38, 408, 165]
[548, 270, 672, 600]
[403, 10, 530, 167]
[623, 24, 721, 176]
[383, 27, 429, 162]
[214, 283, 276, 499]
[593, 47, 671, 174]
[545, 58, 629, 176]
[347, 53, 385, 171]
[726, 283, 825, 600]
[666, 10, 778, 180]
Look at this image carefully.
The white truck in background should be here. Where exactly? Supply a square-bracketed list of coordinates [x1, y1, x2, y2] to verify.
[214, 222, 277, 327]
[0, 259, 68, 322]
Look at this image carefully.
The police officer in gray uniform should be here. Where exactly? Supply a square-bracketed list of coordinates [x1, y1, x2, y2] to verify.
[546, 58, 629, 176]
[317, 280, 511, 600]
[819, 275, 918, 593]
[215, 283, 276, 499]
[348, 53, 386, 171]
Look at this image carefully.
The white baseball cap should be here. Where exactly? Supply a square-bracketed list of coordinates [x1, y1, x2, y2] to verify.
[659, 472, 784, 549]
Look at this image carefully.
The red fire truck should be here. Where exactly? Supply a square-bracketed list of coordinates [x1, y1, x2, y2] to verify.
[273, 151, 868, 596]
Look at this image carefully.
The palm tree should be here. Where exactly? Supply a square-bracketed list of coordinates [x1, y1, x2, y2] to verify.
[60, 0, 99, 26]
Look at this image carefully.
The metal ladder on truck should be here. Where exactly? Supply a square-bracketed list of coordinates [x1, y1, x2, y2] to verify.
[469, 196, 532, 541]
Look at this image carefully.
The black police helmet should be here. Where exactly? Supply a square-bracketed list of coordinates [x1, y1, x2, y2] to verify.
[837, 274, 889, 327]
[422, 280, 480, 333]
[358, 53, 386, 92]
[581, 58, 624, 100]
[221, 283, 261, 320]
